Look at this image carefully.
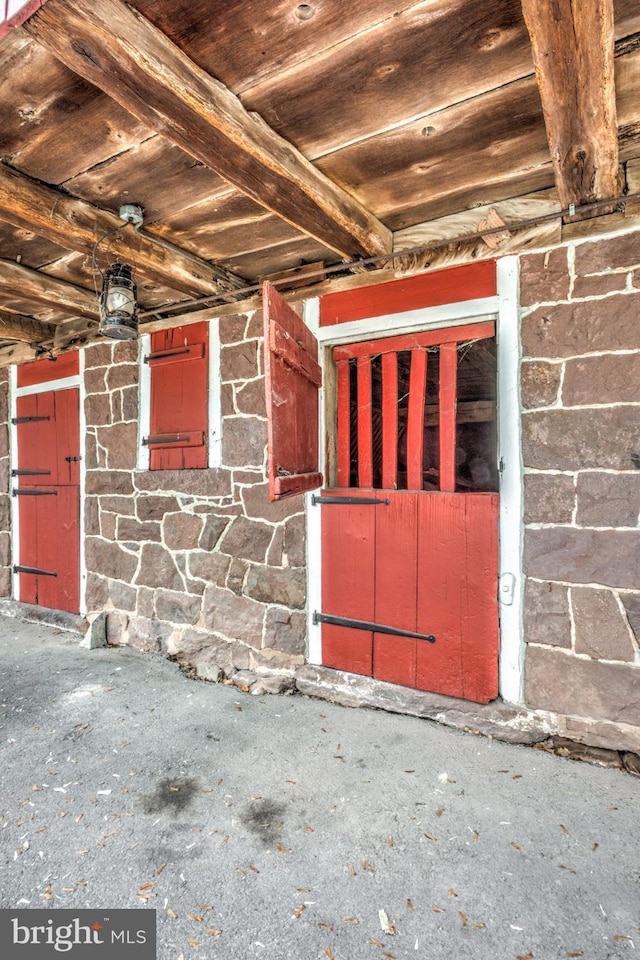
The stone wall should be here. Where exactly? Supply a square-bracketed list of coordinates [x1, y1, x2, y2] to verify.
[520, 232, 640, 751]
[84, 312, 307, 677]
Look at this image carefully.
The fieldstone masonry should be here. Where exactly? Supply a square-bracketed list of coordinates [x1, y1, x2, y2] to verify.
[82, 312, 307, 678]
[520, 234, 640, 750]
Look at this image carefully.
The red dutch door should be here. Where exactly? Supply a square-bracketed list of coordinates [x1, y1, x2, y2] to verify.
[320, 323, 499, 704]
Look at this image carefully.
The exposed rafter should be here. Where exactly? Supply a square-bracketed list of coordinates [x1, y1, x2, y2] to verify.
[24, 0, 392, 262]
[521, 0, 620, 207]
[0, 260, 98, 319]
[0, 162, 241, 297]
[0, 310, 55, 344]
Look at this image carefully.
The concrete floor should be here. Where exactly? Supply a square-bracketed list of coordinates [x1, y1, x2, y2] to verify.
[0, 614, 638, 959]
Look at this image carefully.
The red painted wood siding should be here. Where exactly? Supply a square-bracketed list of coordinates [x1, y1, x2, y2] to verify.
[263, 282, 323, 500]
[17, 351, 79, 388]
[320, 261, 496, 326]
[148, 322, 208, 470]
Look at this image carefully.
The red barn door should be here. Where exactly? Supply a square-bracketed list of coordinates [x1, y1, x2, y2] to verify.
[13, 380, 80, 614]
[319, 323, 499, 704]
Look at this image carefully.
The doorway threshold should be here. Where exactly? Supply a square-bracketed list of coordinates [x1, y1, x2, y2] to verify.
[0, 598, 87, 635]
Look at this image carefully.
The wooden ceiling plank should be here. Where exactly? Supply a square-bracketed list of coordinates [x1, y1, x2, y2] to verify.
[0, 310, 56, 344]
[0, 259, 98, 320]
[24, 0, 391, 261]
[0, 162, 241, 296]
[521, 0, 620, 207]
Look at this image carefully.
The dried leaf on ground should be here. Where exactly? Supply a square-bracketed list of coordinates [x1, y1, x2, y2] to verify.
[459, 912, 467, 927]
[560, 824, 569, 835]
[423, 833, 437, 841]
[275, 842, 291, 854]
[343, 917, 359, 924]
[206, 929, 222, 937]
[517, 953, 533, 960]
[447, 888, 458, 898]
[435, 808, 445, 817]
[511, 842, 523, 850]
[166, 908, 178, 919]
[324, 948, 335, 959]
[431, 907, 446, 914]
[407, 899, 413, 912]
[293, 904, 306, 919]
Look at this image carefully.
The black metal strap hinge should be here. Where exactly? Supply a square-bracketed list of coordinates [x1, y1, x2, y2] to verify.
[313, 611, 436, 644]
[13, 565, 57, 577]
[11, 415, 51, 425]
[312, 494, 390, 506]
[12, 488, 58, 497]
[143, 435, 188, 445]
[11, 469, 51, 477]
[144, 348, 191, 363]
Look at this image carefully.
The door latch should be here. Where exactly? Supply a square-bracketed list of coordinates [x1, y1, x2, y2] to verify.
[499, 572, 516, 605]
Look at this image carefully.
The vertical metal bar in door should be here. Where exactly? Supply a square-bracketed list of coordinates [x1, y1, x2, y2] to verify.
[406, 348, 427, 490]
[439, 342, 458, 492]
[336, 358, 351, 487]
[381, 352, 398, 489]
[357, 356, 373, 487]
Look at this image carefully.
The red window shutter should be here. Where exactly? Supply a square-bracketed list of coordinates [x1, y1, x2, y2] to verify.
[146, 322, 208, 470]
[263, 282, 323, 501]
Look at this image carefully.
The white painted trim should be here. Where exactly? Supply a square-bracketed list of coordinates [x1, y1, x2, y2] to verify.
[315, 295, 499, 345]
[9, 365, 19, 602]
[78, 350, 87, 615]
[137, 333, 151, 471]
[304, 298, 323, 664]
[496, 256, 525, 705]
[207, 319, 222, 468]
[14, 373, 80, 397]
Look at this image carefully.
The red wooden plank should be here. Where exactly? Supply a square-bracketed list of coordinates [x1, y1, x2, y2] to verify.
[321, 494, 375, 675]
[357, 357, 373, 488]
[149, 322, 208, 470]
[333, 320, 495, 361]
[372, 492, 417, 687]
[263, 282, 322, 500]
[17, 485, 80, 614]
[406, 349, 427, 490]
[460, 494, 499, 703]
[16, 388, 79, 486]
[320, 261, 496, 326]
[381, 352, 398, 490]
[17, 350, 79, 387]
[439, 342, 458, 493]
[335, 359, 351, 487]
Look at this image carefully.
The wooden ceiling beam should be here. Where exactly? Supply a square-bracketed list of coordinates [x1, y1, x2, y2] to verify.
[0, 260, 98, 320]
[0, 310, 56, 344]
[24, 0, 392, 262]
[521, 0, 620, 208]
[0, 162, 240, 297]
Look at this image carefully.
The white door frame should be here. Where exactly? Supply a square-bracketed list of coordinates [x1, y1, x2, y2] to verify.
[304, 256, 524, 705]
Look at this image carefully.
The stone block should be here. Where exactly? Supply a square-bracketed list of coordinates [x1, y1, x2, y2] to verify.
[524, 474, 575, 525]
[575, 232, 640, 275]
[283, 514, 306, 567]
[0, 531, 10, 567]
[572, 587, 636, 661]
[576, 472, 640, 527]
[137, 587, 155, 619]
[563, 354, 640, 406]
[570, 274, 628, 299]
[235, 378, 266, 417]
[522, 294, 640, 359]
[163, 512, 203, 551]
[220, 516, 274, 562]
[219, 314, 248, 344]
[227, 558, 248, 595]
[137, 495, 179, 521]
[222, 341, 259, 381]
[619, 593, 640, 644]
[100, 495, 135, 516]
[522, 407, 640, 471]
[108, 579, 137, 612]
[0, 458, 9, 496]
[101, 512, 117, 540]
[134, 469, 232, 498]
[561, 715, 640, 755]
[176, 629, 236, 673]
[199, 514, 232, 551]
[106, 363, 137, 391]
[127, 616, 173, 653]
[85, 496, 100, 535]
[85, 367, 107, 394]
[121, 385, 138, 422]
[80, 612, 107, 649]
[251, 675, 296, 696]
[245, 310, 263, 339]
[106, 611, 128, 645]
[97, 423, 138, 469]
[84, 342, 113, 368]
[188, 551, 231, 585]
[155, 589, 202, 626]
[112, 341, 138, 364]
[85, 537, 138, 582]
[242, 482, 305, 523]
[135, 543, 184, 590]
[520, 360, 562, 409]
[244, 565, 306, 608]
[264, 607, 307, 656]
[519, 248, 570, 306]
[86, 471, 134, 496]
[523, 579, 571, 647]
[525, 645, 640, 726]
[85, 393, 113, 429]
[0, 496, 8, 531]
[202, 584, 265, 646]
[221, 417, 267, 468]
[196, 663, 222, 682]
[524, 527, 640, 589]
[117, 517, 162, 542]
[0, 566, 10, 597]
[85, 572, 109, 610]
[221, 382, 235, 417]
